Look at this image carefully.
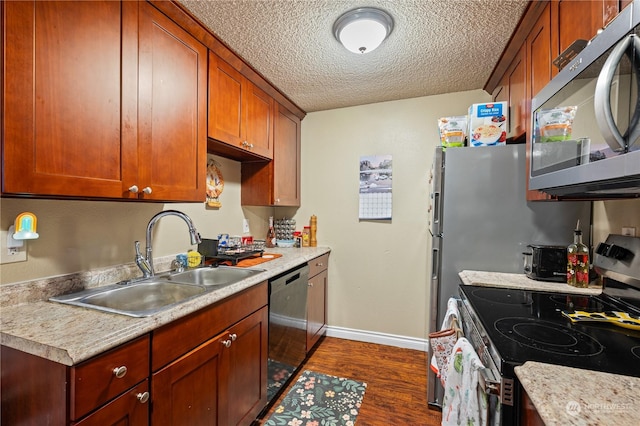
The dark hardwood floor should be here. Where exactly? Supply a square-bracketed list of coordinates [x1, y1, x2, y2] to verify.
[257, 336, 442, 425]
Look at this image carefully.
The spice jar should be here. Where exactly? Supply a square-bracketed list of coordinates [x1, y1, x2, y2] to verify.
[302, 226, 310, 247]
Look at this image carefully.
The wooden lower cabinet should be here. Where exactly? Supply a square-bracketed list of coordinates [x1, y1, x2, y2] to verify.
[74, 380, 150, 426]
[151, 307, 268, 426]
[1, 335, 151, 425]
[306, 254, 329, 352]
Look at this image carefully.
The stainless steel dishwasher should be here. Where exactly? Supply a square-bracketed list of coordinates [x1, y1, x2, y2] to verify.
[266, 263, 309, 405]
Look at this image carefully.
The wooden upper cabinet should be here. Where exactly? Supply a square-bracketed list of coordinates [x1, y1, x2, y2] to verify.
[507, 45, 527, 138]
[241, 103, 301, 206]
[208, 52, 274, 160]
[552, 0, 619, 63]
[2, 1, 132, 198]
[136, 2, 208, 201]
[2, 1, 207, 201]
[528, 2, 553, 101]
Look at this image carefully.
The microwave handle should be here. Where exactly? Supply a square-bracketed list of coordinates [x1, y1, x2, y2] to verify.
[594, 34, 640, 152]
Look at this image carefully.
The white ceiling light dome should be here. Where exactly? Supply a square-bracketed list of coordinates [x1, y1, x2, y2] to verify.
[333, 7, 394, 54]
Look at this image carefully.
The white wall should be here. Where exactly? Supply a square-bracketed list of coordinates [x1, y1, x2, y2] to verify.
[289, 89, 491, 339]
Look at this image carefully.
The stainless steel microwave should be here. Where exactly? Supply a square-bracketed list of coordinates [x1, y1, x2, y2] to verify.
[529, 0, 640, 198]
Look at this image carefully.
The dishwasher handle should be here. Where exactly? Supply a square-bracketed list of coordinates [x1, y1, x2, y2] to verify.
[269, 264, 310, 294]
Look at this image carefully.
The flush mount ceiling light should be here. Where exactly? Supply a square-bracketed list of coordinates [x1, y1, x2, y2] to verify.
[333, 7, 394, 54]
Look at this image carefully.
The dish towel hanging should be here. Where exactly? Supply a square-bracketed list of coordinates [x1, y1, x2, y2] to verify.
[441, 337, 489, 426]
[430, 298, 460, 385]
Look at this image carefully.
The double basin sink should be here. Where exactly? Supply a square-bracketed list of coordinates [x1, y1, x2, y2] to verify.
[50, 266, 264, 317]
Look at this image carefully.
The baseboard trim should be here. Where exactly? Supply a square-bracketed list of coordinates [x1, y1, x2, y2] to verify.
[325, 326, 428, 352]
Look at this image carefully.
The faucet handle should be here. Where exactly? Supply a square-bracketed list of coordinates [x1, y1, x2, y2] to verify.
[135, 241, 152, 278]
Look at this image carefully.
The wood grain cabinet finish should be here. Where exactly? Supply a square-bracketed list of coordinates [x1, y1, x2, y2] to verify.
[135, 1, 208, 202]
[1, 335, 150, 425]
[241, 103, 301, 206]
[2, 1, 207, 201]
[485, 0, 623, 202]
[151, 282, 268, 426]
[307, 253, 329, 352]
[208, 52, 274, 160]
[73, 380, 150, 426]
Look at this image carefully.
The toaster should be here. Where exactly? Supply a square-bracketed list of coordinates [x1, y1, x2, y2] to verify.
[523, 244, 567, 282]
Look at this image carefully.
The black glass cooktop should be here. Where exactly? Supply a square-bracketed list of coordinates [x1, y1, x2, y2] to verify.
[459, 285, 640, 378]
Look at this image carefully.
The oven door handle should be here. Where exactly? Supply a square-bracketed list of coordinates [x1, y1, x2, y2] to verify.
[479, 368, 515, 406]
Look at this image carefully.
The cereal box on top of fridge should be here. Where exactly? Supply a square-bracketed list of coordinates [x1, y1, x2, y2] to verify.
[468, 102, 507, 147]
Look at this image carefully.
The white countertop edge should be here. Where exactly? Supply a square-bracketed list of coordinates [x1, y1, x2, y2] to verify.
[0, 247, 330, 365]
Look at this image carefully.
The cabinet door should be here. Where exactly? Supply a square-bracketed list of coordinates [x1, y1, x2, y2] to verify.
[528, 2, 552, 99]
[226, 307, 268, 426]
[73, 380, 149, 426]
[241, 103, 301, 206]
[208, 52, 245, 147]
[243, 83, 274, 159]
[273, 103, 301, 206]
[2, 0, 136, 198]
[553, 0, 617, 58]
[137, 2, 207, 201]
[506, 45, 527, 138]
[152, 330, 228, 425]
[307, 270, 328, 352]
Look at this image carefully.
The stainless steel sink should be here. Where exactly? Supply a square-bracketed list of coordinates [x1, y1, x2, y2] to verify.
[50, 280, 207, 317]
[49, 266, 265, 317]
[164, 266, 264, 286]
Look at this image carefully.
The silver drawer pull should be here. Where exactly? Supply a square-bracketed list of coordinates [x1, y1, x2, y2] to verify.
[113, 366, 128, 379]
[137, 392, 150, 404]
[316, 262, 324, 267]
[222, 339, 232, 348]
[308, 282, 313, 287]
[230, 333, 237, 341]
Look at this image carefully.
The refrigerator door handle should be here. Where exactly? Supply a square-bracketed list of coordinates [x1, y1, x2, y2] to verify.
[431, 246, 440, 280]
[432, 191, 441, 236]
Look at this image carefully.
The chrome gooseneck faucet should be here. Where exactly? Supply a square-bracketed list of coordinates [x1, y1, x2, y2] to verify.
[135, 210, 202, 278]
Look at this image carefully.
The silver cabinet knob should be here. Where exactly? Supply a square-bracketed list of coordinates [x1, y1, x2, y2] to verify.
[316, 262, 324, 267]
[113, 366, 128, 379]
[248, 143, 254, 148]
[128, 185, 139, 193]
[222, 339, 232, 348]
[142, 187, 152, 194]
[136, 392, 150, 404]
[230, 333, 237, 341]
[308, 282, 313, 287]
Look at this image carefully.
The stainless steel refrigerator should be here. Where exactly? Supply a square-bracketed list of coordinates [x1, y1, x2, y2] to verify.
[426, 144, 592, 407]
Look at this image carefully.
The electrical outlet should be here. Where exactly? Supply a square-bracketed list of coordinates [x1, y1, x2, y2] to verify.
[0, 229, 28, 264]
[243, 219, 250, 233]
[621, 227, 636, 237]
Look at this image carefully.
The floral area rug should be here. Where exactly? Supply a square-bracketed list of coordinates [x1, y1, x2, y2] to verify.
[264, 370, 367, 426]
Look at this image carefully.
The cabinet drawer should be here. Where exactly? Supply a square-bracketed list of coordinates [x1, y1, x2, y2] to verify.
[308, 253, 329, 277]
[71, 335, 150, 421]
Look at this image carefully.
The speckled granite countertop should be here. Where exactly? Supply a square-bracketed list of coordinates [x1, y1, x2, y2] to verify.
[516, 362, 640, 425]
[0, 247, 330, 366]
[459, 270, 602, 295]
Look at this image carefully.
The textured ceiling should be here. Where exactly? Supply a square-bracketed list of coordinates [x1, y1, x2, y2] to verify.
[179, 0, 529, 113]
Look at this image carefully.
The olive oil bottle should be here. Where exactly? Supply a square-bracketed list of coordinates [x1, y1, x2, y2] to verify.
[567, 220, 589, 288]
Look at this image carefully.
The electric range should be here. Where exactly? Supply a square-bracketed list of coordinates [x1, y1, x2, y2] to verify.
[457, 235, 640, 424]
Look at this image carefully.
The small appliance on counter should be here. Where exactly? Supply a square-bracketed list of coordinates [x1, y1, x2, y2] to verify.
[523, 244, 567, 282]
